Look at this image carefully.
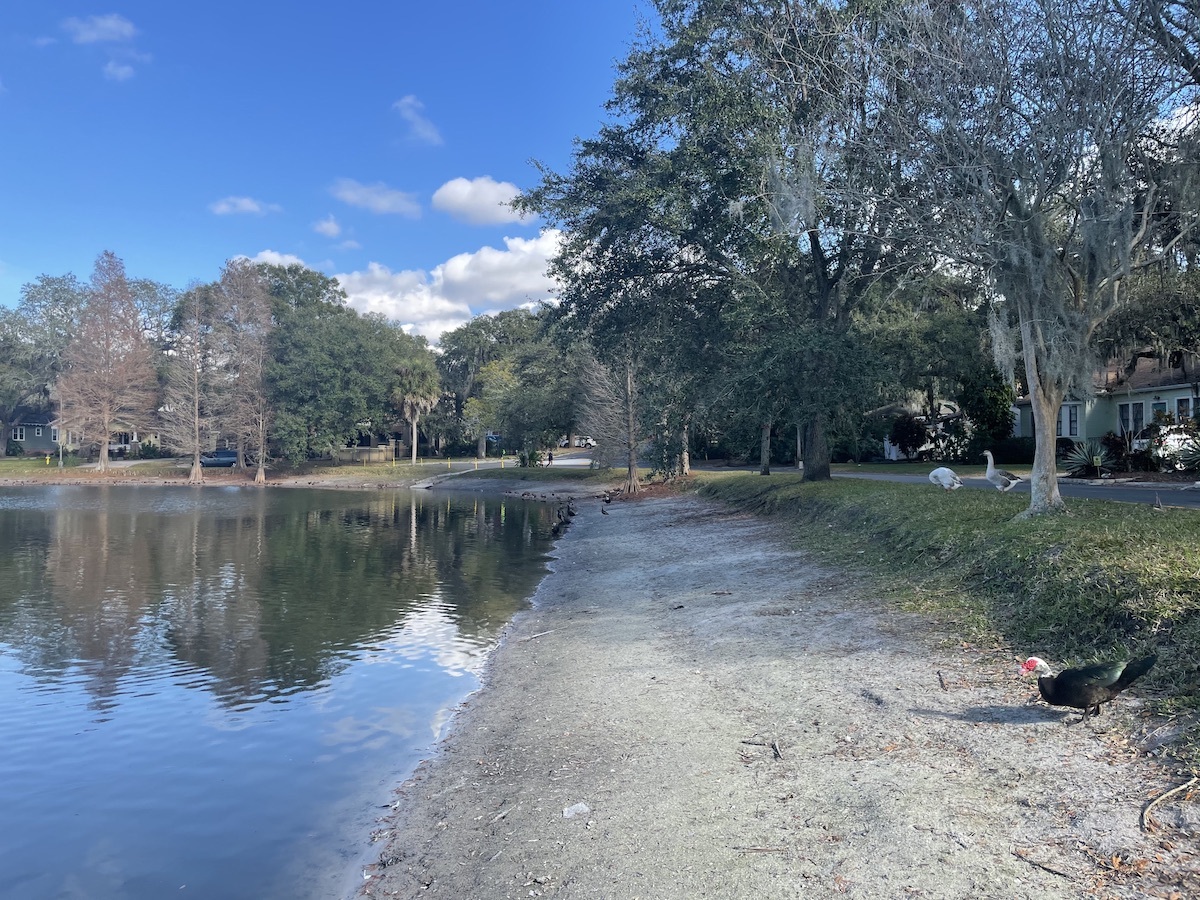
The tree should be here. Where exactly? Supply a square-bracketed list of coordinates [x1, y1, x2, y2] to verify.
[57, 252, 159, 472]
[869, 0, 1192, 515]
[391, 354, 441, 465]
[159, 282, 222, 483]
[2, 273, 85, 456]
[217, 260, 274, 483]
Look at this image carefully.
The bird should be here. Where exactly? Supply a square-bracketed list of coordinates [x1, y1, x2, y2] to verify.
[600, 505, 609, 515]
[928, 466, 964, 491]
[1021, 655, 1157, 720]
[982, 450, 1023, 492]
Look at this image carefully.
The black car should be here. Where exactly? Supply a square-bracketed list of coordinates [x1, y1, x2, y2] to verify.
[199, 449, 238, 467]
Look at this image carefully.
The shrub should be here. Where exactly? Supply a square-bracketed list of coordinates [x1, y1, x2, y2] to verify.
[1062, 439, 1115, 478]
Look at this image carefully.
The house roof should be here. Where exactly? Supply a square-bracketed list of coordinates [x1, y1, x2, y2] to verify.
[1013, 352, 1200, 406]
[1097, 352, 1199, 395]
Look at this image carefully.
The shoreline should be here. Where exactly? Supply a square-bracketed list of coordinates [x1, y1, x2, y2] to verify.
[355, 489, 1197, 900]
[6, 471, 1195, 896]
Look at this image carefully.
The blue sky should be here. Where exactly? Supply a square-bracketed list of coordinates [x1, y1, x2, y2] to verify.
[0, 3, 652, 342]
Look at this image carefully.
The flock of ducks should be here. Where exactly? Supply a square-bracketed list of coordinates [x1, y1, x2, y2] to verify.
[928, 450, 1024, 492]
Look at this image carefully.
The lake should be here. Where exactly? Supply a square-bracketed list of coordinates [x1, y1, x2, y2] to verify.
[0, 485, 557, 900]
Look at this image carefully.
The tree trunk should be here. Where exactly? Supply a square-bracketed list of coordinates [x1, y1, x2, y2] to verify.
[623, 361, 639, 495]
[1019, 318, 1067, 516]
[796, 424, 804, 470]
[476, 433, 487, 459]
[679, 420, 690, 477]
[189, 451, 202, 485]
[759, 421, 772, 475]
[97, 424, 110, 473]
[410, 417, 419, 465]
[254, 462, 266, 484]
[801, 414, 831, 481]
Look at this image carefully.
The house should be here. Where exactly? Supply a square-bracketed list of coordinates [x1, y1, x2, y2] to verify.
[2, 415, 59, 456]
[1013, 352, 1200, 446]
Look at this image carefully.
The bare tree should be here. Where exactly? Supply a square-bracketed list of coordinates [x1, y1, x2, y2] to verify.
[57, 252, 158, 473]
[217, 260, 274, 484]
[159, 282, 220, 483]
[579, 353, 642, 495]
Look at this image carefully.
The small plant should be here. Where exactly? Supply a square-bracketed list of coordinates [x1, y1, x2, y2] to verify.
[1181, 437, 1200, 472]
[1062, 439, 1115, 478]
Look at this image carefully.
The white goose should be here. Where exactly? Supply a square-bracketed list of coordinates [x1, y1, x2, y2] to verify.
[982, 450, 1022, 492]
[928, 467, 964, 490]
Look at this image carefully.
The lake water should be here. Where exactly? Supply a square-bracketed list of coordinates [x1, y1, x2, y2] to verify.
[0, 485, 557, 900]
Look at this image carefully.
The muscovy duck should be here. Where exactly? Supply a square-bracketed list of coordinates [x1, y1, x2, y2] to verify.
[928, 467, 964, 490]
[1021, 655, 1157, 719]
[982, 450, 1023, 492]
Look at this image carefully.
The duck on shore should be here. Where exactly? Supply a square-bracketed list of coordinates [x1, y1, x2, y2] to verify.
[1021, 655, 1157, 720]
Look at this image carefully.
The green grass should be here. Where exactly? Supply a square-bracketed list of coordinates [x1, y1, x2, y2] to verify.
[692, 471, 1200, 763]
[0, 456, 87, 474]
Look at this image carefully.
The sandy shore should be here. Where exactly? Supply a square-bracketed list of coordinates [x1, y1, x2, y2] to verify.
[356, 486, 1197, 900]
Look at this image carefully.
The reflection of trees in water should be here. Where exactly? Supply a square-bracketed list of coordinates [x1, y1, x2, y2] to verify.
[0, 488, 557, 710]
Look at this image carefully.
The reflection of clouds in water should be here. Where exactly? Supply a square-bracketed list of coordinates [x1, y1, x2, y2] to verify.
[317, 706, 423, 759]
[364, 593, 491, 678]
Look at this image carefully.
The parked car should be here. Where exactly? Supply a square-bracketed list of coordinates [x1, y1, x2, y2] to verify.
[199, 449, 239, 467]
[1131, 425, 1197, 469]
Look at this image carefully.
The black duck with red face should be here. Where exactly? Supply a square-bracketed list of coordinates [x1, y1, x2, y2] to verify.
[1021, 655, 1156, 719]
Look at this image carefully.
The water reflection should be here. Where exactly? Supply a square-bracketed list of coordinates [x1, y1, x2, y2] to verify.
[0, 486, 555, 900]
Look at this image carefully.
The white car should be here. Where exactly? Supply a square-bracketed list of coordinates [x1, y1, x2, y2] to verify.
[1131, 425, 1197, 469]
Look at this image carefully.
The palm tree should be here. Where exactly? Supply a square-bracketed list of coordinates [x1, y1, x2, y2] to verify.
[391, 358, 441, 464]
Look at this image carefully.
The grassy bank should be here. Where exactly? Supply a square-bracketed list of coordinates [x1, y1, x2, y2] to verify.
[691, 471, 1200, 762]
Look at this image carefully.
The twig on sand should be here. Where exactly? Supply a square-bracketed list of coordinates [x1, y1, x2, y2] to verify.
[771, 739, 784, 760]
[490, 807, 515, 824]
[1012, 849, 1075, 879]
[519, 629, 556, 642]
[733, 846, 788, 853]
[1141, 776, 1198, 833]
[938, 671, 950, 691]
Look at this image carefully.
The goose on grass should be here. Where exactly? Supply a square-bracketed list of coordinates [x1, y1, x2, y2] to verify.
[982, 450, 1022, 492]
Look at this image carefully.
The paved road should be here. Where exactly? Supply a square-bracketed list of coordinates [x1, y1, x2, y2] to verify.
[835, 470, 1200, 509]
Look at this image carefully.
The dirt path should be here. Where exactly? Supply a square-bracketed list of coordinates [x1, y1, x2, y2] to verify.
[359, 492, 1196, 900]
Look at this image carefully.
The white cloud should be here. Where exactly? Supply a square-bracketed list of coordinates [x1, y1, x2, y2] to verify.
[334, 230, 562, 342]
[392, 95, 443, 145]
[331, 178, 420, 216]
[245, 250, 306, 267]
[338, 239, 362, 251]
[209, 196, 281, 216]
[313, 214, 341, 238]
[335, 263, 471, 340]
[103, 61, 134, 82]
[435, 232, 560, 304]
[431, 176, 534, 225]
[62, 14, 137, 44]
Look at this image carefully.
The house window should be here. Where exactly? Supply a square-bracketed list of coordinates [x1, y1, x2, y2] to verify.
[1152, 401, 1167, 419]
[34, 426, 42, 438]
[1118, 402, 1146, 435]
[11, 426, 25, 442]
[1179, 398, 1193, 422]
[1067, 405, 1079, 437]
